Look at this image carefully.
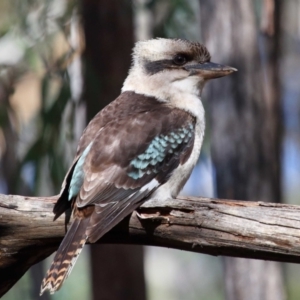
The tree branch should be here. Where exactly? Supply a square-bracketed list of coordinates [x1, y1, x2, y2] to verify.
[0, 193, 300, 296]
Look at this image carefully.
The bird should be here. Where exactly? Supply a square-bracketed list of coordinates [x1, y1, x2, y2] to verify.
[40, 38, 236, 295]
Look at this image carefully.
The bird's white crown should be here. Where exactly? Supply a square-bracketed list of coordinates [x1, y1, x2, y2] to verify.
[132, 38, 210, 63]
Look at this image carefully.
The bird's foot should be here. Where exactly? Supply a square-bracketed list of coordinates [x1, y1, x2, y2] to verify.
[135, 210, 170, 223]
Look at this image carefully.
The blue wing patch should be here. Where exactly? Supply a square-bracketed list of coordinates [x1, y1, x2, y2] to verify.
[128, 123, 194, 180]
[68, 142, 93, 200]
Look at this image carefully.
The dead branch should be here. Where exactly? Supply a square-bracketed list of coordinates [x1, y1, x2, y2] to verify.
[0, 193, 300, 296]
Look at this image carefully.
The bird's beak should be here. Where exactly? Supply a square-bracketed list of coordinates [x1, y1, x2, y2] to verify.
[185, 62, 237, 79]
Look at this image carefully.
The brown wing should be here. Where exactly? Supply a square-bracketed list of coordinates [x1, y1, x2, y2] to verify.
[54, 91, 172, 218]
[54, 92, 196, 240]
[79, 107, 194, 200]
[77, 106, 195, 242]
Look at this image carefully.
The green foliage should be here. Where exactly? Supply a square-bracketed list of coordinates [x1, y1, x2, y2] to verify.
[0, 0, 87, 298]
[0, 0, 79, 194]
[18, 71, 72, 193]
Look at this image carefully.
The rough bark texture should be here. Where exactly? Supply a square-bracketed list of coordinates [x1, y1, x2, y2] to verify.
[200, 0, 284, 299]
[81, 1, 145, 299]
[1, 194, 300, 297]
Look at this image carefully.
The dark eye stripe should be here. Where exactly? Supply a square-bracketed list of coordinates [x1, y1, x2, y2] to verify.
[144, 58, 191, 75]
[144, 52, 194, 75]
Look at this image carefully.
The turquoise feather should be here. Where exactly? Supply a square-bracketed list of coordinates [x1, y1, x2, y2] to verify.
[68, 142, 93, 200]
[128, 123, 194, 179]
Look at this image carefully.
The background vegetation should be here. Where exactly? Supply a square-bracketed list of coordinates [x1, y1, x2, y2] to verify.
[0, 0, 299, 299]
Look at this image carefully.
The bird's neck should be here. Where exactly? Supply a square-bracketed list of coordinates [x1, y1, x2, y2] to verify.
[122, 69, 205, 120]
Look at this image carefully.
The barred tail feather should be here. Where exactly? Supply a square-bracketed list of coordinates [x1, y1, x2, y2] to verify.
[40, 217, 89, 295]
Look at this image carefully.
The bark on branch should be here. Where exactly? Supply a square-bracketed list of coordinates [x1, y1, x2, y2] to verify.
[0, 193, 300, 296]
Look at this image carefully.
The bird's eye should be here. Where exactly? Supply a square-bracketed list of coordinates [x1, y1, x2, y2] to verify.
[173, 54, 187, 66]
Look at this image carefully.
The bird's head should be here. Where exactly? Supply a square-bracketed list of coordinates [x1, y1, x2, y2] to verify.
[122, 38, 236, 103]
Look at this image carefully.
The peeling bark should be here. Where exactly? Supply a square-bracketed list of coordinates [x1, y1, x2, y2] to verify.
[0, 194, 300, 296]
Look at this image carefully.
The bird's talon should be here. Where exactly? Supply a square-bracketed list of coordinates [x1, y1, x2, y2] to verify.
[136, 210, 170, 223]
[136, 210, 150, 220]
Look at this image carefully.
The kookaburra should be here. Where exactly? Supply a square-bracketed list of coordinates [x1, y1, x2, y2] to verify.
[40, 38, 236, 294]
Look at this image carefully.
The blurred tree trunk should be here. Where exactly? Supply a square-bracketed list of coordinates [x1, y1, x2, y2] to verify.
[0, 73, 50, 300]
[200, 1, 285, 300]
[82, 0, 135, 118]
[0, 71, 18, 195]
[81, 1, 146, 299]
